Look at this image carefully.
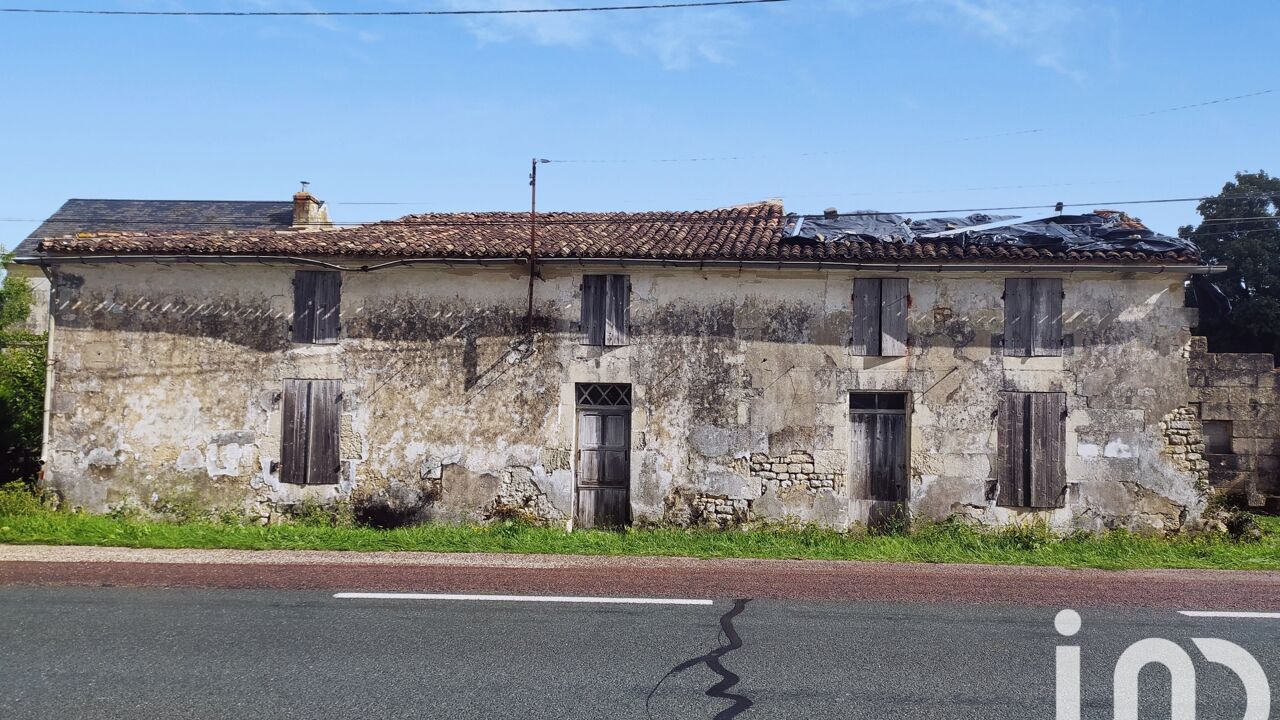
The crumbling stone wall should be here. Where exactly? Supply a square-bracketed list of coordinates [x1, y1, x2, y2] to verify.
[750, 452, 840, 494]
[1187, 337, 1280, 508]
[40, 262, 1207, 531]
[1158, 406, 1209, 491]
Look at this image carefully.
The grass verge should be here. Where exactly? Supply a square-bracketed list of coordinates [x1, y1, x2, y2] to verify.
[1, 485, 1277, 570]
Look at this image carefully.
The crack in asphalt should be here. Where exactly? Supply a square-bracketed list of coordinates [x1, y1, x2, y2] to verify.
[647, 598, 753, 719]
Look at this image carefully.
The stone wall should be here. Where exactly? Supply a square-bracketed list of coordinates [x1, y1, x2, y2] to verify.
[1187, 337, 1280, 508]
[39, 261, 1206, 531]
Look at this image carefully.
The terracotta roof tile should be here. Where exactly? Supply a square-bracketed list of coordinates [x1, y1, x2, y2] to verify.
[35, 200, 1201, 265]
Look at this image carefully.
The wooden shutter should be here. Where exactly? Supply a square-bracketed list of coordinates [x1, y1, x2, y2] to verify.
[280, 379, 310, 485]
[313, 273, 341, 344]
[604, 274, 630, 347]
[879, 278, 908, 357]
[1030, 278, 1063, 357]
[291, 271, 317, 343]
[307, 379, 341, 485]
[997, 392, 1066, 508]
[581, 275, 605, 346]
[997, 392, 1029, 506]
[851, 278, 882, 356]
[1029, 392, 1066, 507]
[1003, 278, 1033, 357]
[279, 378, 341, 485]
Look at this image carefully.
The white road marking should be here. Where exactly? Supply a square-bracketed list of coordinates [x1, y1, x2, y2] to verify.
[1179, 611, 1280, 619]
[333, 592, 713, 605]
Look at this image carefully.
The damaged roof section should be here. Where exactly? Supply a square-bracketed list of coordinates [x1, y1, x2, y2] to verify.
[28, 198, 1203, 265]
[785, 212, 1019, 244]
[783, 209, 1200, 258]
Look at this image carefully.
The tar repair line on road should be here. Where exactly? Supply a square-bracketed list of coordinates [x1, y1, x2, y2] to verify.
[333, 592, 714, 605]
[1179, 611, 1280, 619]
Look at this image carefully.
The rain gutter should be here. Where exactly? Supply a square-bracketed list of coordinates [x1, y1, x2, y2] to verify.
[20, 254, 1226, 274]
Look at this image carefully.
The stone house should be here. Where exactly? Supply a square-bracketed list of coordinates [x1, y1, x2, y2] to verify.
[10, 191, 1277, 530]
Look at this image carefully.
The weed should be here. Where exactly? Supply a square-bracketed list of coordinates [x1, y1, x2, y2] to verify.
[285, 498, 356, 528]
[0, 483, 1277, 570]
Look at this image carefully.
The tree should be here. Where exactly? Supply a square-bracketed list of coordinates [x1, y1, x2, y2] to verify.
[0, 255, 46, 474]
[1180, 171, 1280, 360]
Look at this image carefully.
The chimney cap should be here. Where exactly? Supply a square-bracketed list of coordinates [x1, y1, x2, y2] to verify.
[823, 207, 839, 219]
[299, 181, 311, 193]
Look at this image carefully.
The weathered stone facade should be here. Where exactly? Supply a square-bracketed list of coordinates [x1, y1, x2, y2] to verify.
[37, 260, 1218, 531]
[1187, 337, 1280, 509]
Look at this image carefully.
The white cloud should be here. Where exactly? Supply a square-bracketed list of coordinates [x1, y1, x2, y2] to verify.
[839, 0, 1100, 81]
[441, 0, 756, 69]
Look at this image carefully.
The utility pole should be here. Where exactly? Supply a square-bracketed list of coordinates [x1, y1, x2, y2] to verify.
[526, 158, 549, 336]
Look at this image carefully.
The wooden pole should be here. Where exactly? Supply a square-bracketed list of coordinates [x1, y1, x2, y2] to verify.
[526, 157, 539, 336]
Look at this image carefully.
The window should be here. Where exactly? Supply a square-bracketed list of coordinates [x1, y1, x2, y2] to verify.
[280, 379, 341, 485]
[1003, 278, 1063, 356]
[996, 391, 1066, 508]
[581, 274, 629, 347]
[292, 270, 341, 344]
[849, 392, 908, 502]
[851, 278, 908, 357]
[1203, 421, 1233, 454]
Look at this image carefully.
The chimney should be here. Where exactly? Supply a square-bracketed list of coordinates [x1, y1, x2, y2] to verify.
[823, 207, 839, 220]
[292, 181, 331, 229]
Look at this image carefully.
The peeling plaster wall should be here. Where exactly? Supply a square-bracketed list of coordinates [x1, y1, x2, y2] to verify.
[42, 262, 1204, 531]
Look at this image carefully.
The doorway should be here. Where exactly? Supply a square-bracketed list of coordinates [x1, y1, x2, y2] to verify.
[849, 392, 909, 503]
[574, 383, 632, 529]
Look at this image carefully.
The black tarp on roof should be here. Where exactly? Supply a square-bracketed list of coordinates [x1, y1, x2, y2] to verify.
[783, 209, 1200, 258]
[784, 212, 1017, 244]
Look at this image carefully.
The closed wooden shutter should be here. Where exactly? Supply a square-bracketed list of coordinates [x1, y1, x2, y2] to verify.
[879, 278, 909, 357]
[307, 379, 342, 485]
[1003, 278, 1033, 357]
[280, 379, 311, 485]
[1030, 278, 1063, 357]
[604, 274, 630, 347]
[292, 271, 341, 344]
[279, 378, 341, 485]
[291, 271, 317, 344]
[851, 278, 882, 356]
[997, 392, 1029, 506]
[581, 275, 606, 346]
[997, 391, 1066, 508]
[313, 273, 341, 344]
[1029, 392, 1066, 507]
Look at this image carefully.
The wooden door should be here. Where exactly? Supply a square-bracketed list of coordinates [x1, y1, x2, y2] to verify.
[575, 407, 631, 529]
[850, 393, 908, 502]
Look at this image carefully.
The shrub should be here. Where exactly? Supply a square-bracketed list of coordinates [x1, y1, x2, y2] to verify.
[0, 481, 45, 517]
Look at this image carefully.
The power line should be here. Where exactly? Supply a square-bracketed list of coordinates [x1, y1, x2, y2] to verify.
[3, 194, 1275, 232]
[1125, 88, 1275, 118]
[328, 178, 1131, 205]
[0, 0, 788, 16]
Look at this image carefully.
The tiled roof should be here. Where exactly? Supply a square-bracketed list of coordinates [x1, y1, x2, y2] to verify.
[30, 200, 1201, 265]
[37, 203, 786, 260]
[13, 199, 294, 260]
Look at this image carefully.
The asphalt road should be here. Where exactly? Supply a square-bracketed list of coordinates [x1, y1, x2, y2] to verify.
[2, 586, 1277, 719]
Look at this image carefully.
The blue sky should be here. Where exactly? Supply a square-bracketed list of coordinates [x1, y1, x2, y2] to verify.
[2, 0, 1277, 249]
